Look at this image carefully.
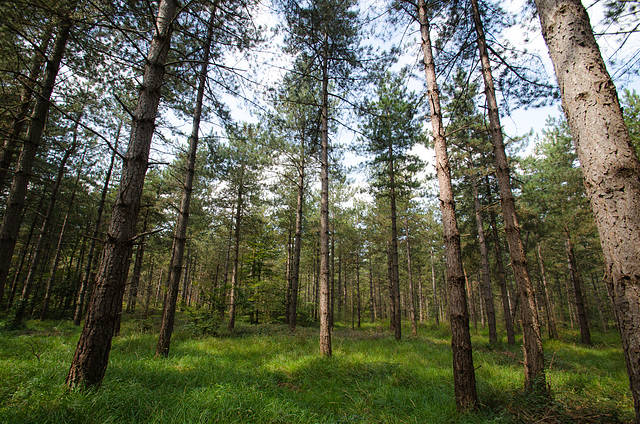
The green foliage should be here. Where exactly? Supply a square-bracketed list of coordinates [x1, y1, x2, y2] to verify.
[0, 318, 633, 423]
[622, 89, 640, 158]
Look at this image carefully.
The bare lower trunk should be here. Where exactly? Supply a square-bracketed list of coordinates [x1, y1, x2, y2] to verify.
[471, 0, 545, 390]
[472, 176, 497, 343]
[418, 0, 477, 409]
[227, 180, 244, 332]
[0, 4, 75, 306]
[405, 217, 417, 336]
[564, 228, 591, 345]
[318, 32, 331, 356]
[66, 0, 176, 388]
[288, 145, 304, 330]
[537, 244, 558, 339]
[389, 152, 401, 340]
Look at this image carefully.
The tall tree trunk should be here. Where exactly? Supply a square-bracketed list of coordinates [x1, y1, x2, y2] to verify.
[227, 173, 244, 332]
[431, 249, 439, 325]
[126, 215, 148, 313]
[369, 252, 375, 322]
[355, 248, 361, 329]
[564, 227, 591, 345]
[66, 0, 176, 388]
[472, 176, 497, 343]
[156, 3, 216, 353]
[405, 216, 417, 336]
[0, 25, 53, 196]
[318, 32, 332, 356]
[535, 0, 640, 413]
[0, 3, 75, 306]
[288, 140, 305, 330]
[418, 0, 477, 410]
[74, 125, 121, 325]
[471, 0, 545, 390]
[389, 149, 401, 340]
[537, 244, 558, 339]
[8, 139, 76, 327]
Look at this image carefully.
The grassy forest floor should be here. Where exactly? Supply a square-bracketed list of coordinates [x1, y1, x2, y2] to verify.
[0, 313, 634, 423]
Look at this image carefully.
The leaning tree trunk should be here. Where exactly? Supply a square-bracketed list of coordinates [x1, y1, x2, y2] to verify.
[472, 176, 497, 343]
[535, 0, 640, 416]
[156, 3, 216, 355]
[564, 227, 592, 345]
[73, 126, 120, 325]
[470, 0, 545, 390]
[418, 0, 477, 410]
[66, 0, 176, 389]
[0, 3, 75, 307]
[318, 31, 332, 356]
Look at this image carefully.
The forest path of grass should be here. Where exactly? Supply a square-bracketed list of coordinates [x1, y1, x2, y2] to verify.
[0, 316, 634, 423]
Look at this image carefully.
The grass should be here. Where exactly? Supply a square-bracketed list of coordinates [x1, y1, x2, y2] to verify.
[0, 314, 634, 423]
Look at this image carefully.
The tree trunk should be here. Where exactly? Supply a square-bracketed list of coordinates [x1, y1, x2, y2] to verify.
[369, 252, 375, 322]
[537, 244, 558, 339]
[0, 3, 75, 306]
[535, 0, 640, 412]
[418, 0, 477, 410]
[472, 176, 497, 343]
[405, 216, 417, 336]
[66, 0, 176, 388]
[431, 249, 439, 325]
[126, 215, 148, 313]
[74, 125, 120, 325]
[389, 149, 401, 340]
[227, 172, 244, 332]
[564, 227, 591, 345]
[471, 0, 545, 390]
[488, 204, 516, 344]
[355, 248, 361, 328]
[156, 2, 216, 354]
[288, 139, 305, 330]
[318, 31, 332, 356]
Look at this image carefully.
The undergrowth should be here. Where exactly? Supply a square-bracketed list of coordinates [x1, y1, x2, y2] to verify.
[0, 314, 633, 423]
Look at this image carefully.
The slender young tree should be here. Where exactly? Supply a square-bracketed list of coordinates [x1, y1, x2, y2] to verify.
[156, 3, 217, 356]
[66, 0, 177, 388]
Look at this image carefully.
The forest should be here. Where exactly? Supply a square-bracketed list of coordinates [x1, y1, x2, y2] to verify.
[1, 0, 639, 422]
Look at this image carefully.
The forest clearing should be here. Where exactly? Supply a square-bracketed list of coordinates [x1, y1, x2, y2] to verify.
[1, 0, 640, 422]
[0, 316, 634, 423]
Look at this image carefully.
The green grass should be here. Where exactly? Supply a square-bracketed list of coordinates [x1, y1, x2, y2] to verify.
[0, 315, 633, 423]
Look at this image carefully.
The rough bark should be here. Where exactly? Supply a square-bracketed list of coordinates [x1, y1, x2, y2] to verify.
[389, 147, 401, 340]
[471, 177, 497, 343]
[564, 228, 592, 345]
[127, 215, 148, 313]
[66, 0, 176, 388]
[318, 32, 331, 356]
[288, 138, 305, 330]
[470, 0, 545, 390]
[418, 0, 477, 410]
[156, 4, 216, 354]
[227, 173, 244, 332]
[0, 4, 75, 307]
